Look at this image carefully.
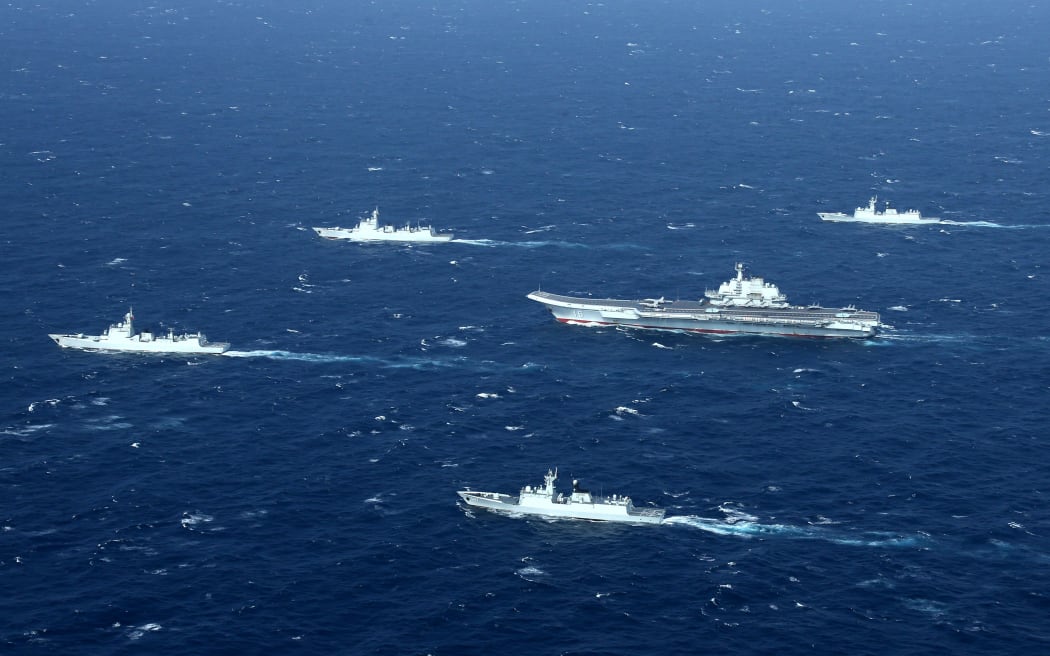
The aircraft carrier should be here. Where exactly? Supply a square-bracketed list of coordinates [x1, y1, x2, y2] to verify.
[527, 263, 882, 339]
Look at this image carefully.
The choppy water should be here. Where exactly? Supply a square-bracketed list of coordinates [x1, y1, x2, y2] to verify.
[3, 1, 1049, 653]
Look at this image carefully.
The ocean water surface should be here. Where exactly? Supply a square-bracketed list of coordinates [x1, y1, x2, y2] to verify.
[3, 1, 1049, 653]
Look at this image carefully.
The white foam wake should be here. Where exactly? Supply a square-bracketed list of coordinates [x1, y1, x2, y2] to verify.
[224, 349, 367, 363]
[939, 220, 1050, 229]
[451, 238, 644, 250]
[662, 515, 923, 548]
[451, 238, 591, 249]
[222, 349, 462, 369]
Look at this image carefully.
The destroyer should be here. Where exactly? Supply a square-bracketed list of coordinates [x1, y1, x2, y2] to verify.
[458, 468, 665, 524]
[312, 207, 453, 242]
[49, 308, 229, 354]
[818, 196, 938, 224]
[527, 263, 882, 338]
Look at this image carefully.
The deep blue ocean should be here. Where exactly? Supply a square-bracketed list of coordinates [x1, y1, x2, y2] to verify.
[3, 1, 1049, 653]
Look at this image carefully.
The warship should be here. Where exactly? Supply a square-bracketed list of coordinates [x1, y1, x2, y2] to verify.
[818, 197, 937, 224]
[527, 263, 883, 339]
[458, 468, 665, 524]
[49, 308, 229, 354]
[312, 208, 453, 242]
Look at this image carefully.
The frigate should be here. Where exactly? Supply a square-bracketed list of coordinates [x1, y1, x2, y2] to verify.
[527, 263, 883, 339]
[458, 468, 665, 524]
[818, 197, 937, 224]
[312, 208, 453, 242]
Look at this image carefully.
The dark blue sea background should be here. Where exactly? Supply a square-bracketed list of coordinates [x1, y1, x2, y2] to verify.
[3, 1, 1049, 653]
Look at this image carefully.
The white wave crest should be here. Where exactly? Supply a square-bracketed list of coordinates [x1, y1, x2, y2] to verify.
[180, 512, 214, 530]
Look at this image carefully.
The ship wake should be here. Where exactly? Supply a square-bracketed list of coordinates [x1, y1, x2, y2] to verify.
[662, 515, 924, 548]
[222, 349, 465, 370]
[451, 238, 643, 250]
[938, 220, 1050, 229]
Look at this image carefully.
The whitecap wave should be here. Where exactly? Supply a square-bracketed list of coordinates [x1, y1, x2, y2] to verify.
[1, 423, 55, 437]
[180, 512, 214, 530]
[127, 623, 162, 641]
[85, 415, 133, 431]
[516, 567, 545, 582]
[523, 224, 555, 234]
[27, 398, 62, 412]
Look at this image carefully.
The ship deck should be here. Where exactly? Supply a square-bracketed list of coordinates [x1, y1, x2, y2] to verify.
[529, 290, 880, 323]
[628, 507, 666, 518]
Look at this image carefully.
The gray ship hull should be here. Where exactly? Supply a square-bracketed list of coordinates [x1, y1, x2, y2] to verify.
[527, 291, 880, 338]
